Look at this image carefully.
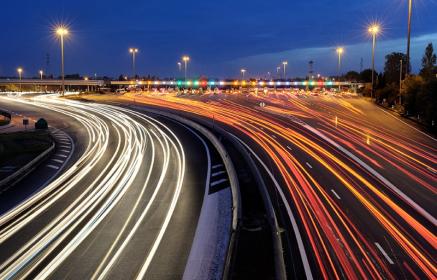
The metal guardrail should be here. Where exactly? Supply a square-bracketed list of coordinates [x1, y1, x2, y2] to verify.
[0, 141, 55, 189]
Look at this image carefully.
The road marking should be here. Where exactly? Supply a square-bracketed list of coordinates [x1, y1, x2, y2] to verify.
[55, 154, 68, 158]
[59, 149, 70, 153]
[286, 146, 292, 151]
[293, 119, 437, 226]
[212, 164, 223, 169]
[331, 189, 341, 200]
[59, 145, 70, 149]
[51, 159, 64, 164]
[271, 134, 277, 139]
[375, 242, 394, 264]
[211, 170, 226, 177]
[46, 165, 59, 170]
[210, 178, 228, 187]
[306, 162, 313, 169]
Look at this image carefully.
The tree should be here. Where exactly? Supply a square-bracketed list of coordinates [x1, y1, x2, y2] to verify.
[360, 69, 376, 83]
[402, 75, 425, 116]
[344, 71, 360, 81]
[420, 43, 436, 80]
[384, 52, 408, 85]
[419, 79, 437, 131]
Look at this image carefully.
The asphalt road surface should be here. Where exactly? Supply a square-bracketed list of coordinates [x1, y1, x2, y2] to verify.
[109, 92, 436, 280]
[0, 94, 211, 279]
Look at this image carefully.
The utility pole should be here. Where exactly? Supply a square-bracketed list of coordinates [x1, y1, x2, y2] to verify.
[406, 0, 412, 75]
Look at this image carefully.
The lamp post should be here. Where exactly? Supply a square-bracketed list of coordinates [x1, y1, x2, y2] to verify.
[129, 48, 139, 79]
[241, 69, 246, 79]
[276, 66, 281, 79]
[178, 62, 182, 73]
[406, 0, 412, 75]
[282, 61, 288, 79]
[336, 47, 344, 78]
[56, 27, 68, 96]
[368, 24, 380, 99]
[17, 68, 23, 92]
[182, 56, 190, 81]
[39, 70, 43, 80]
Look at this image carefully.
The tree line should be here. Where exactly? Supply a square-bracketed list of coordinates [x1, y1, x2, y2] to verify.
[344, 43, 436, 132]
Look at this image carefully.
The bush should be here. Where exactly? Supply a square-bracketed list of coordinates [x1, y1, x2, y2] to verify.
[402, 75, 425, 116]
[35, 118, 48, 129]
[376, 83, 398, 105]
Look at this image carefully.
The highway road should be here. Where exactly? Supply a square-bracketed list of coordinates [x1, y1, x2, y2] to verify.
[108, 92, 436, 279]
[0, 94, 213, 279]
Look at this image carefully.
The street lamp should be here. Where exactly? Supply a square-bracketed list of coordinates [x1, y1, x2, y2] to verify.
[17, 68, 23, 92]
[406, 0, 412, 75]
[241, 69, 246, 79]
[39, 70, 43, 80]
[282, 61, 288, 79]
[182, 56, 190, 81]
[177, 62, 182, 73]
[129, 48, 139, 79]
[56, 26, 68, 96]
[368, 24, 380, 99]
[276, 66, 281, 79]
[336, 47, 344, 78]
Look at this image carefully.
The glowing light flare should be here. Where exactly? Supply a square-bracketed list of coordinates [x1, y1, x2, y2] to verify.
[56, 27, 69, 36]
[368, 24, 381, 36]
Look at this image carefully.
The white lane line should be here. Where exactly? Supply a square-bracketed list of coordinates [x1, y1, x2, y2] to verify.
[59, 149, 70, 153]
[210, 178, 228, 187]
[51, 159, 64, 164]
[271, 134, 277, 139]
[286, 146, 293, 151]
[294, 119, 437, 227]
[375, 242, 394, 264]
[46, 165, 59, 170]
[55, 154, 68, 158]
[211, 170, 226, 177]
[331, 189, 341, 200]
[59, 145, 70, 149]
[212, 164, 223, 169]
[306, 162, 313, 169]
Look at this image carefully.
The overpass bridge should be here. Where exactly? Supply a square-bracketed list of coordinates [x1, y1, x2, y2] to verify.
[110, 79, 364, 89]
[0, 78, 363, 91]
[0, 79, 105, 87]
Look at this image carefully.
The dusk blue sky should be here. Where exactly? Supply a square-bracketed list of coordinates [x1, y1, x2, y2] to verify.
[1, 0, 436, 78]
